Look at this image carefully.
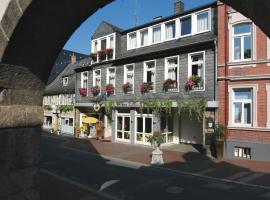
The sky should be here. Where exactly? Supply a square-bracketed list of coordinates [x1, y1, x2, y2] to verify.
[63, 0, 216, 55]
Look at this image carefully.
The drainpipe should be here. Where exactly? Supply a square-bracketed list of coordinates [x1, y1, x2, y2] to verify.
[214, 39, 217, 126]
[224, 5, 229, 127]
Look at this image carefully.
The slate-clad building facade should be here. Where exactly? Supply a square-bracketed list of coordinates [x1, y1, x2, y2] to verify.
[43, 50, 87, 135]
[74, 2, 218, 146]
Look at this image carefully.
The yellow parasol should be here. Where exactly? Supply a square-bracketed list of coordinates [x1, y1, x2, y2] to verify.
[82, 117, 99, 124]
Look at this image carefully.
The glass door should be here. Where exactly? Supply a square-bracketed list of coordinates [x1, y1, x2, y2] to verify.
[116, 115, 131, 142]
[135, 116, 153, 145]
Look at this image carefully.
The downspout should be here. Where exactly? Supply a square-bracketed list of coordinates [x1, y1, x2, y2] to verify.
[224, 5, 229, 126]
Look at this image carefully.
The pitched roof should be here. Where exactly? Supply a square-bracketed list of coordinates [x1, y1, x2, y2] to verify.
[91, 21, 123, 40]
[47, 49, 88, 84]
[44, 50, 88, 95]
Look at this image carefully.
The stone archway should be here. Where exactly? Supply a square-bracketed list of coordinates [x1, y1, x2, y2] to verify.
[0, 1, 112, 199]
[1, 0, 270, 199]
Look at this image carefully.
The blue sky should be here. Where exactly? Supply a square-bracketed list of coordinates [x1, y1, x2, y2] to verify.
[64, 0, 215, 55]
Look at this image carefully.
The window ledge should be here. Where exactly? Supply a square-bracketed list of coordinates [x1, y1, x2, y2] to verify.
[228, 126, 270, 132]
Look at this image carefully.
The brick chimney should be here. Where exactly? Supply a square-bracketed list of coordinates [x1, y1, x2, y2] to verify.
[71, 53, 76, 64]
[174, 1, 184, 15]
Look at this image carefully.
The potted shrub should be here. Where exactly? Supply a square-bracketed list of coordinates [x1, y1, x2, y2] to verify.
[140, 82, 153, 93]
[92, 85, 100, 96]
[147, 131, 164, 148]
[79, 88, 87, 96]
[212, 123, 227, 159]
[105, 83, 115, 96]
[163, 79, 177, 91]
[122, 82, 133, 93]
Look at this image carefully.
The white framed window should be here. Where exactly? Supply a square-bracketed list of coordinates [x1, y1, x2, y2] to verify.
[93, 69, 101, 87]
[93, 41, 98, 53]
[152, 25, 161, 43]
[233, 23, 252, 61]
[195, 10, 210, 33]
[165, 21, 176, 40]
[91, 33, 116, 63]
[165, 56, 179, 91]
[128, 32, 137, 49]
[143, 60, 156, 92]
[140, 29, 148, 47]
[100, 38, 107, 50]
[124, 64, 135, 93]
[109, 36, 114, 49]
[234, 147, 251, 159]
[62, 77, 68, 86]
[81, 72, 88, 88]
[188, 51, 205, 90]
[232, 88, 253, 126]
[180, 15, 192, 37]
[107, 67, 116, 94]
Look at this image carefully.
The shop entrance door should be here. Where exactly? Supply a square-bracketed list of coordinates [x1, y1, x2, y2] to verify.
[116, 115, 131, 142]
[135, 115, 153, 145]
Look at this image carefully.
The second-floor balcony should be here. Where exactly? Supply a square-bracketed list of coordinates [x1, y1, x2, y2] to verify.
[91, 48, 114, 64]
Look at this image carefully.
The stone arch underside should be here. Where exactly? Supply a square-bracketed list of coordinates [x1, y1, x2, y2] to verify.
[220, 0, 270, 38]
[0, 1, 112, 199]
[0, 0, 270, 199]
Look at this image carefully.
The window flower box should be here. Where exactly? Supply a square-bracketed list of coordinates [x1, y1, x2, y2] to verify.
[90, 53, 97, 62]
[92, 85, 100, 96]
[97, 50, 106, 61]
[140, 82, 153, 93]
[105, 83, 115, 96]
[185, 75, 202, 91]
[163, 79, 177, 91]
[79, 88, 87, 96]
[104, 48, 113, 57]
[122, 82, 133, 93]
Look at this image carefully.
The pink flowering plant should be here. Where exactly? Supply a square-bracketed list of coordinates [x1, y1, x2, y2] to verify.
[185, 79, 195, 91]
[92, 85, 100, 96]
[79, 88, 87, 96]
[140, 82, 153, 93]
[122, 82, 133, 93]
[105, 83, 115, 95]
[185, 75, 201, 91]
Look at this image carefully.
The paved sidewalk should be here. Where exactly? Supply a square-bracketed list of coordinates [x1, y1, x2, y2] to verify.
[41, 170, 110, 200]
[45, 133, 270, 189]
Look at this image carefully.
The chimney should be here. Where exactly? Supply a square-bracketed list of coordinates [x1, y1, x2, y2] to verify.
[71, 53, 76, 64]
[174, 1, 184, 15]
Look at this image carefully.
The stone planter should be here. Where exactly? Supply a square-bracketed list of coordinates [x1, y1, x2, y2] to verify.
[214, 140, 224, 159]
[151, 141, 164, 165]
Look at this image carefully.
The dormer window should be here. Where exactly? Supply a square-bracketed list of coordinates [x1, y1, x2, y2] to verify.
[126, 8, 211, 50]
[165, 21, 176, 40]
[196, 11, 210, 33]
[101, 39, 107, 50]
[63, 77, 68, 86]
[91, 33, 116, 63]
[129, 32, 137, 49]
[153, 25, 161, 43]
[180, 16, 192, 36]
[140, 29, 148, 46]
